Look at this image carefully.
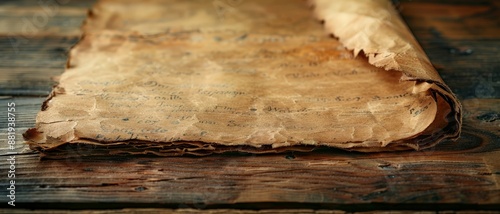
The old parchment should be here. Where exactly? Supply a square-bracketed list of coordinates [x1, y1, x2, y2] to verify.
[24, 0, 461, 158]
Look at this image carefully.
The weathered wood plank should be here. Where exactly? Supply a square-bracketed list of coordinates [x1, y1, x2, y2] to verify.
[1, 209, 344, 214]
[0, 36, 79, 96]
[0, 0, 93, 37]
[0, 150, 498, 206]
[420, 40, 500, 99]
[0, 97, 45, 155]
[399, 0, 500, 100]
[0, 0, 95, 7]
[0, 0, 90, 95]
[0, 208, 500, 214]
[399, 0, 500, 40]
[0, 97, 45, 129]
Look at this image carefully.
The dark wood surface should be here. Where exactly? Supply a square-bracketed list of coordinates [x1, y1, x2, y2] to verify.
[1, 209, 500, 214]
[0, 0, 499, 212]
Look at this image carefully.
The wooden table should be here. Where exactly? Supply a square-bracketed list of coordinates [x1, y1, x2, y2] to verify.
[1, 0, 499, 213]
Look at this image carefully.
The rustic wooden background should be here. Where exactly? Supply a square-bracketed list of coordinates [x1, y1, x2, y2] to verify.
[0, 0, 499, 213]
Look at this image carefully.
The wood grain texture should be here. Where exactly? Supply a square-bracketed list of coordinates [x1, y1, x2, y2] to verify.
[0, 0, 93, 36]
[0, 0, 499, 212]
[0, 97, 44, 155]
[0, 36, 80, 95]
[398, 0, 500, 40]
[0, 0, 91, 95]
[1, 208, 500, 214]
[398, 0, 500, 100]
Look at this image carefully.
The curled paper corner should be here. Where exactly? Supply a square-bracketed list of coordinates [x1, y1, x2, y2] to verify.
[311, 0, 433, 78]
[311, 0, 462, 142]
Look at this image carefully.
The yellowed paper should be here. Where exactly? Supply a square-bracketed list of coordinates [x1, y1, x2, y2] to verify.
[24, 0, 461, 158]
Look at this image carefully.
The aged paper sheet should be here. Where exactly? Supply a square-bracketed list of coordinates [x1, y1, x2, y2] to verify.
[25, 0, 461, 158]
